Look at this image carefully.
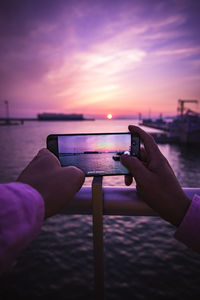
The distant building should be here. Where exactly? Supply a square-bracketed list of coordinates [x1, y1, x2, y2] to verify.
[37, 113, 84, 121]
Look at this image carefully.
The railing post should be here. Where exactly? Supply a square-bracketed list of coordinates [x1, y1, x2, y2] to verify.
[92, 176, 104, 300]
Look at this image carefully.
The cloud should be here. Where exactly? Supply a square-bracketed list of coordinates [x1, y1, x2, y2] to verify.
[44, 30, 147, 112]
[0, 0, 200, 116]
[155, 46, 200, 57]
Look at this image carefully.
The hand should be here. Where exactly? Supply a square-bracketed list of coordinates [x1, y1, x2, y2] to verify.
[17, 149, 85, 219]
[120, 125, 191, 227]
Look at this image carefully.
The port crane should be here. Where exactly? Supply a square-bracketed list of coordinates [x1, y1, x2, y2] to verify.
[177, 99, 199, 115]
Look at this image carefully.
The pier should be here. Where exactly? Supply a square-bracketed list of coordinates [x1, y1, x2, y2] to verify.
[0, 117, 94, 125]
[140, 121, 169, 131]
[0, 117, 37, 125]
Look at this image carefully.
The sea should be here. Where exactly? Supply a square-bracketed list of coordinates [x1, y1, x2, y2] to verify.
[1, 119, 200, 299]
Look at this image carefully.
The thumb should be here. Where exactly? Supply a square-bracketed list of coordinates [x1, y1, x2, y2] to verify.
[61, 166, 85, 194]
[121, 154, 149, 183]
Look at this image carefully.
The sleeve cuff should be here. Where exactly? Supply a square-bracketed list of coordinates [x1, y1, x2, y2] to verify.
[174, 194, 200, 252]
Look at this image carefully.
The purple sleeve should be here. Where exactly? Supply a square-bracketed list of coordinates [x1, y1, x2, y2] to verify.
[0, 182, 45, 276]
[174, 194, 200, 253]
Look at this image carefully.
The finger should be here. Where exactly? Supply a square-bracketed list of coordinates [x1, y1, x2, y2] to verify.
[129, 125, 161, 160]
[121, 154, 149, 183]
[125, 175, 133, 186]
[60, 166, 85, 193]
[35, 148, 61, 168]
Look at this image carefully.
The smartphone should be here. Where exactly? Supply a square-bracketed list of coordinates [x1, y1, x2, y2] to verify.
[47, 132, 140, 176]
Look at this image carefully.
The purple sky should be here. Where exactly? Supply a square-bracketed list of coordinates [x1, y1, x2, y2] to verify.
[0, 0, 200, 117]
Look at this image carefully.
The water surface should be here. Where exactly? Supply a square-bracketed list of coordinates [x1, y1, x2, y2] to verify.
[1, 120, 200, 299]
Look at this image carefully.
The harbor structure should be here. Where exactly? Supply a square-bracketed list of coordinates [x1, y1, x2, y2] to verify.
[169, 99, 200, 143]
[140, 99, 200, 144]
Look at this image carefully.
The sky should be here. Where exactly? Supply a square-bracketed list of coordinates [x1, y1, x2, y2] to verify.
[0, 0, 200, 118]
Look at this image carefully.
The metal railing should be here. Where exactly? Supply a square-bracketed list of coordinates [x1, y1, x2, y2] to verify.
[61, 178, 200, 300]
[62, 184, 200, 216]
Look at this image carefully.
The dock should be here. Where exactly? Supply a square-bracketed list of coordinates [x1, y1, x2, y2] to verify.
[140, 122, 169, 131]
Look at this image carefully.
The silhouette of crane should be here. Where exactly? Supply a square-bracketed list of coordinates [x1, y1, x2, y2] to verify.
[177, 99, 198, 115]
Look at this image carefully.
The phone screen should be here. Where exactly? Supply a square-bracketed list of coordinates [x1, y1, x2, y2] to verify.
[52, 133, 140, 176]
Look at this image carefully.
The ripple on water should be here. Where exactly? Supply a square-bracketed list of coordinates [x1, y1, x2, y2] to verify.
[1, 212, 200, 299]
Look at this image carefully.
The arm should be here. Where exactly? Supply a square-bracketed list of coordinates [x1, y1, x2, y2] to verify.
[120, 125, 200, 252]
[174, 194, 200, 252]
[0, 149, 85, 275]
[0, 182, 44, 276]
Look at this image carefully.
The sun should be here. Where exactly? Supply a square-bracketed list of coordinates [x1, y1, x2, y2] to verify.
[107, 113, 112, 120]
